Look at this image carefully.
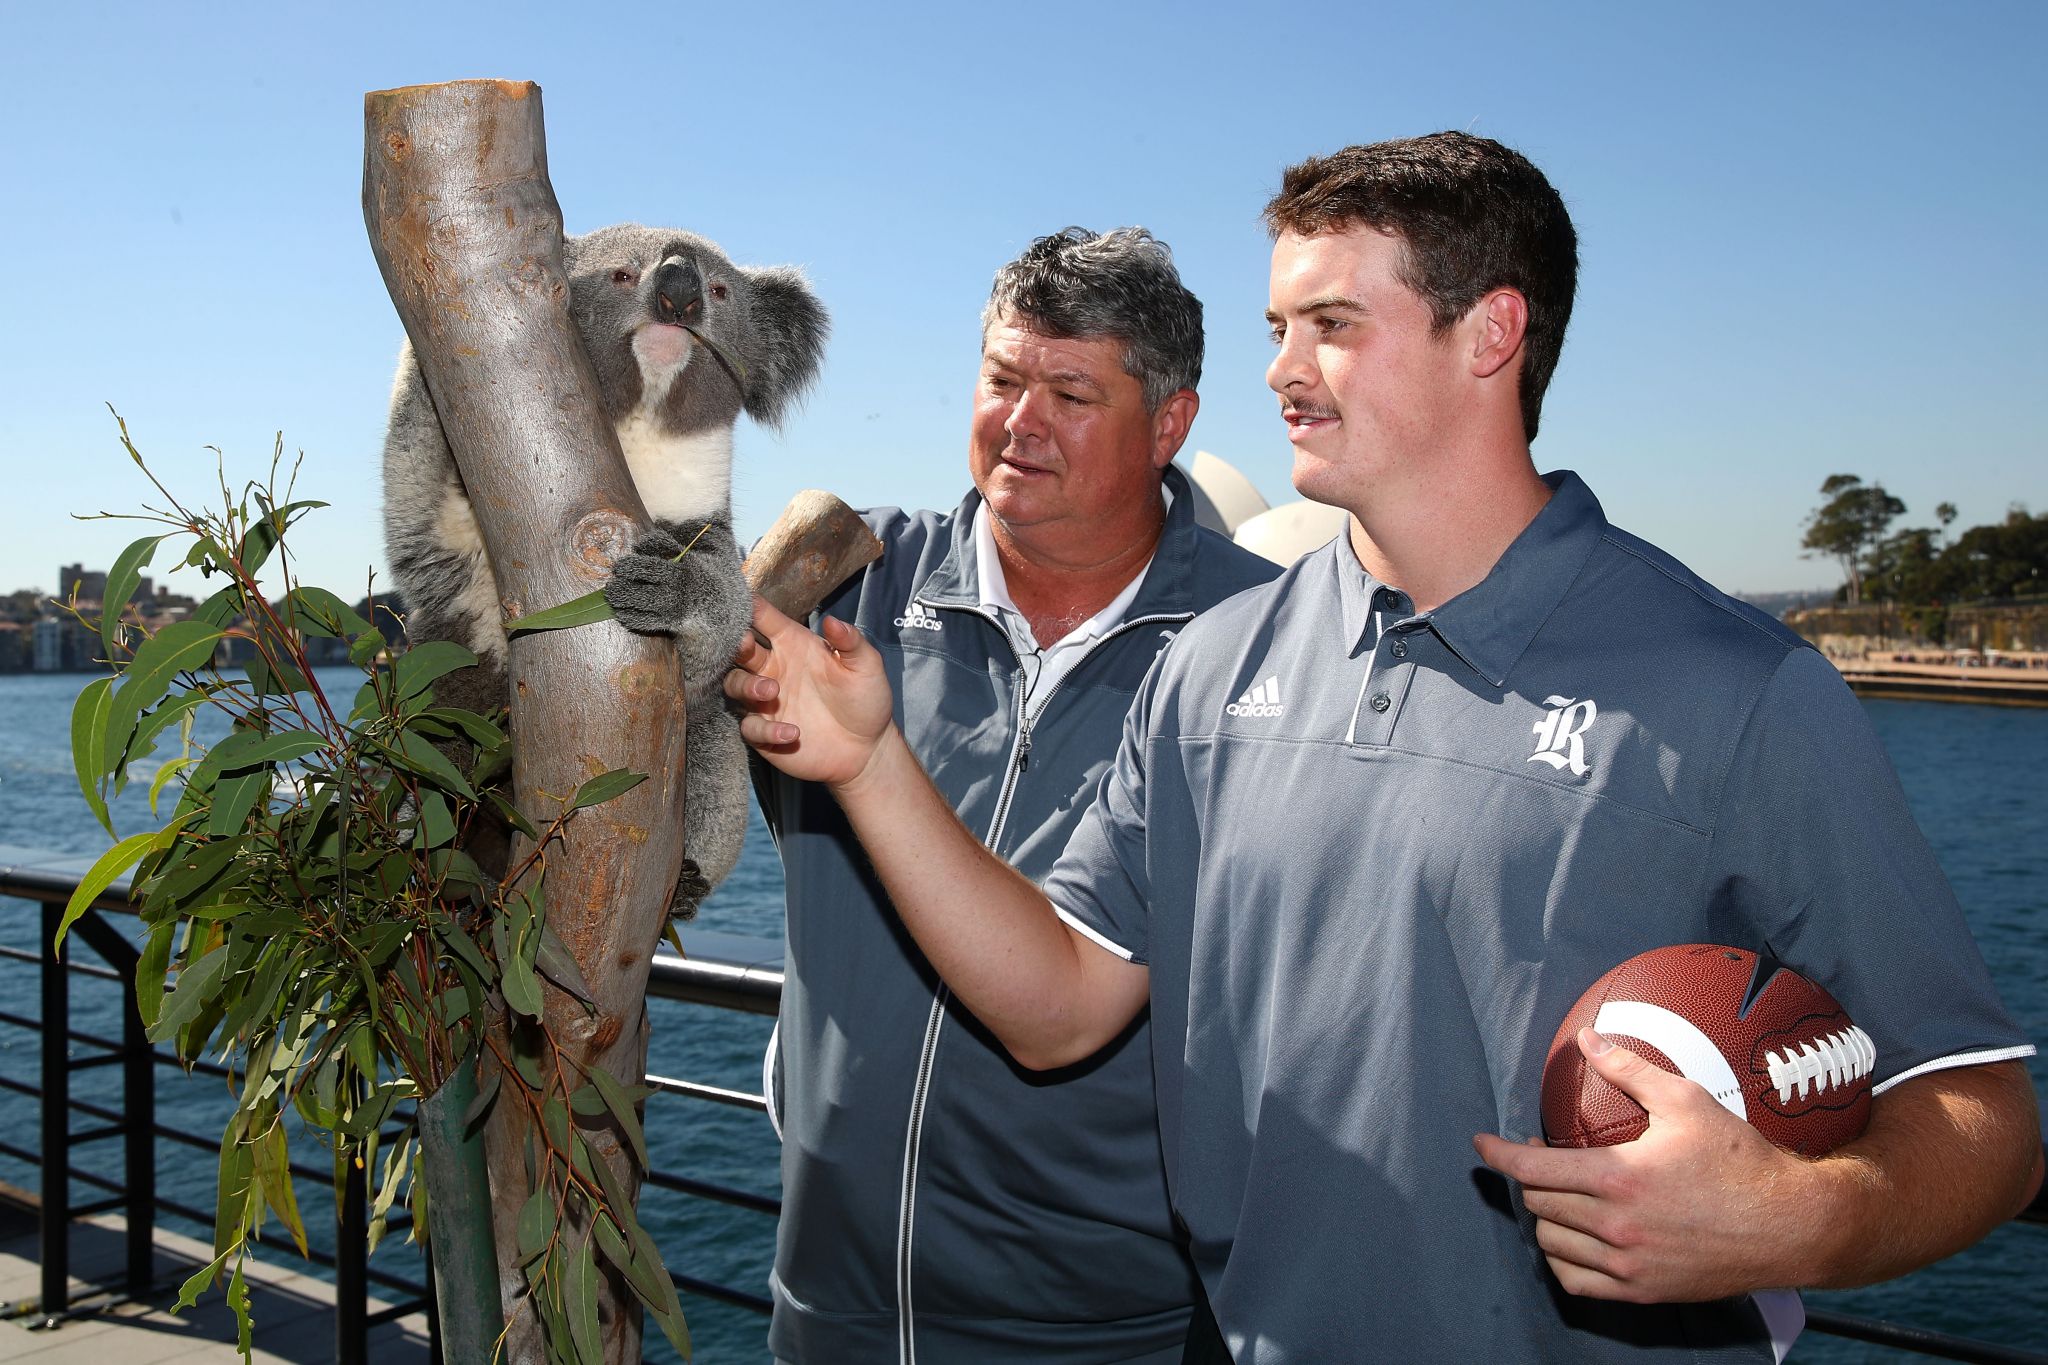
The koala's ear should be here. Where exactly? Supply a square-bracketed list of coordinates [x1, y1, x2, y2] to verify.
[742, 266, 829, 428]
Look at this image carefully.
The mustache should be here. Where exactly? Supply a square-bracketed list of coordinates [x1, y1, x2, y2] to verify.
[1281, 400, 1339, 420]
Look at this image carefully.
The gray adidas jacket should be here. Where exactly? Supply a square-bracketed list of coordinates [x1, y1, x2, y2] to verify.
[755, 465, 1279, 1363]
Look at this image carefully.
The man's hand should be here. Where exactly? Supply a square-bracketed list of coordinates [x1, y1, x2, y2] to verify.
[1474, 1028, 1819, 1303]
[726, 596, 896, 791]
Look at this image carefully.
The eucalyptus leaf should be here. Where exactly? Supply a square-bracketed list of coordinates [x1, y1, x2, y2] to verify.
[56, 822, 185, 955]
[588, 1064, 652, 1171]
[504, 588, 614, 638]
[136, 918, 175, 1027]
[569, 767, 647, 812]
[533, 922, 595, 1005]
[173, 1250, 231, 1314]
[516, 1186, 556, 1265]
[391, 639, 477, 702]
[285, 585, 373, 639]
[384, 729, 477, 799]
[71, 676, 114, 836]
[148, 756, 193, 816]
[103, 619, 224, 774]
[566, 1239, 603, 1365]
[207, 768, 269, 836]
[461, 1062, 502, 1132]
[147, 945, 232, 1043]
[101, 534, 165, 662]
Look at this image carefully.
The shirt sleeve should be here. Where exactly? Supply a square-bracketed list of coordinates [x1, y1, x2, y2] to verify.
[1043, 662, 1165, 966]
[1702, 646, 2034, 1090]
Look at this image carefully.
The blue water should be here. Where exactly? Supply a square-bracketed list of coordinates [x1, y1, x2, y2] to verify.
[0, 674, 2042, 1362]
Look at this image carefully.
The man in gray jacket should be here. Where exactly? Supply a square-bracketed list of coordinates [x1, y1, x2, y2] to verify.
[754, 227, 1278, 1363]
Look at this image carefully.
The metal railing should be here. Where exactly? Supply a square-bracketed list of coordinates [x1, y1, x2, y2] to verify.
[1, 843, 2043, 1363]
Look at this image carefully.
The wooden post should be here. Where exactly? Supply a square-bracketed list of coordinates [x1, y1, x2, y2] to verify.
[362, 80, 686, 1363]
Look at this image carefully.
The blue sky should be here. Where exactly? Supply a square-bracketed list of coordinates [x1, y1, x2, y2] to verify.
[3, 1, 2042, 603]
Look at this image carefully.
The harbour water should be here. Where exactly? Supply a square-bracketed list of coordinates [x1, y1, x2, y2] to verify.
[0, 670, 2042, 1361]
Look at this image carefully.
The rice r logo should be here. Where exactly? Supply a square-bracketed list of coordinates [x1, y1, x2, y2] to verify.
[1529, 694, 1597, 776]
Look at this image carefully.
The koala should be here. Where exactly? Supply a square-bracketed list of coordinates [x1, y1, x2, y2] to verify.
[381, 223, 828, 917]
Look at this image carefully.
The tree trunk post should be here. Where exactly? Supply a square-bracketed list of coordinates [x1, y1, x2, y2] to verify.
[362, 79, 687, 1363]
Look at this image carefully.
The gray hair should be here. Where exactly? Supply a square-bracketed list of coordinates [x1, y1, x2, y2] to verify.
[981, 227, 1203, 411]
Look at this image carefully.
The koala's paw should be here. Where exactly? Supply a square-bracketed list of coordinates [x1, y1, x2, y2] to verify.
[604, 530, 688, 636]
[670, 858, 713, 922]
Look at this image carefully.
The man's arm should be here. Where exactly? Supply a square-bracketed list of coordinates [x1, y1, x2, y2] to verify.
[728, 595, 1150, 1068]
[1475, 1030, 2044, 1302]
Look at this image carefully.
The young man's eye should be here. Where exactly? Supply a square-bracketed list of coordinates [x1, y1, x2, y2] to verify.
[1268, 322, 1287, 344]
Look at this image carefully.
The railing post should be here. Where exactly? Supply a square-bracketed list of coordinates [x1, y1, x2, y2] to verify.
[71, 912, 156, 1295]
[336, 1154, 368, 1365]
[120, 941, 154, 1292]
[38, 901, 69, 1320]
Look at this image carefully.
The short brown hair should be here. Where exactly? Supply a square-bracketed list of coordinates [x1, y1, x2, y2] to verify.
[1264, 132, 1578, 442]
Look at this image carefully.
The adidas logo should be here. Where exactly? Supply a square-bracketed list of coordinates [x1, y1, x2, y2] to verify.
[893, 601, 943, 632]
[1225, 676, 1285, 719]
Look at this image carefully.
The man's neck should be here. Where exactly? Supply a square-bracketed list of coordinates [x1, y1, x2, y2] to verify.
[987, 499, 1166, 647]
[1346, 458, 1553, 614]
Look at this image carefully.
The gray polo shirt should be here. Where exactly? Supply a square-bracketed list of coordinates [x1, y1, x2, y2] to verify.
[1046, 472, 2033, 1364]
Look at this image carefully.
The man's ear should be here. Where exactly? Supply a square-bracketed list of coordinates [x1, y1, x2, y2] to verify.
[1151, 388, 1200, 467]
[1470, 287, 1528, 381]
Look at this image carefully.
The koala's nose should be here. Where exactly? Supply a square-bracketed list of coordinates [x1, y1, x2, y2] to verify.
[652, 257, 704, 326]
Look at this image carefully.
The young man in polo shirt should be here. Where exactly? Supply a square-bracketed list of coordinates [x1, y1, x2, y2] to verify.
[730, 134, 2042, 1362]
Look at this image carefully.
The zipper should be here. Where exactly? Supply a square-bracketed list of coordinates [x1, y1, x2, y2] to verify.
[891, 601, 1192, 1362]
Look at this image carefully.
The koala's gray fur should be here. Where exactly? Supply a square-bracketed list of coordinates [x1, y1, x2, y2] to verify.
[381, 223, 828, 916]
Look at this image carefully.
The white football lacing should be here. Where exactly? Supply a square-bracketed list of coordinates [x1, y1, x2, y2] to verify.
[1764, 1025, 1877, 1103]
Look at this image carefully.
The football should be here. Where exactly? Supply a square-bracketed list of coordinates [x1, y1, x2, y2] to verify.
[1540, 944, 1875, 1156]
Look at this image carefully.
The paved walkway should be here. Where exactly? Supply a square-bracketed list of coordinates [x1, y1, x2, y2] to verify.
[0, 1198, 430, 1363]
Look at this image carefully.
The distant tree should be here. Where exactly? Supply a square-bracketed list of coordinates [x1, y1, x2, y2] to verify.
[1943, 507, 2048, 602]
[1802, 474, 1905, 605]
[1864, 525, 1942, 605]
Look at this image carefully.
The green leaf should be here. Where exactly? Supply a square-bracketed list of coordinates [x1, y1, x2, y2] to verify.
[254, 1108, 309, 1256]
[414, 791, 456, 851]
[135, 919, 175, 1027]
[103, 619, 225, 773]
[391, 640, 477, 702]
[566, 1240, 602, 1364]
[283, 585, 373, 639]
[190, 584, 244, 628]
[533, 922, 595, 1005]
[71, 676, 115, 836]
[515, 1186, 556, 1265]
[148, 756, 193, 817]
[500, 934, 545, 1020]
[568, 768, 647, 812]
[237, 515, 279, 579]
[504, 588, 614, 638]
[148, 944, 233, 1043]
[214, 1119, 258, 1252]
[144, 835, 244, 908]
[207, 768, 269, 836]
[55, 823, 184, 954]
[227, 1254, 252, 1355]
[348, 631, 384, 667]
[173, 1248, 232, 1313]
[418, 706, 506, 749]
[384, 730, 476, 800]
[588, 1065, 652, 1171]
[462, 1062, 501, 1132]
[131, 689, 210, 764]
[101, 535, 165, 662]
